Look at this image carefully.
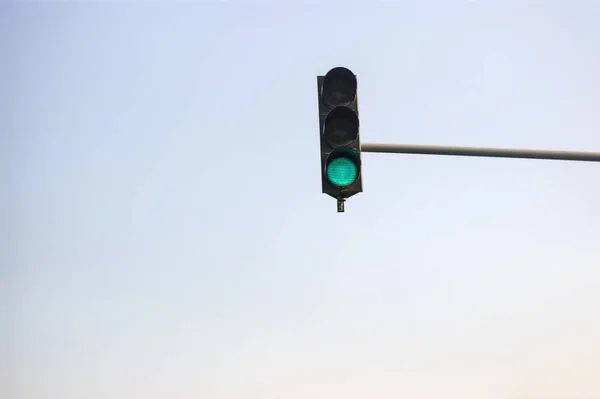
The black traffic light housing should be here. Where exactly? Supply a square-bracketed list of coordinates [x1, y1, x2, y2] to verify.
[317, 67, 362, 212]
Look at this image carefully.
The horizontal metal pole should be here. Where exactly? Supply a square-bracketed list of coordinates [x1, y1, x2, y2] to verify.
[361, 142, 600, 162]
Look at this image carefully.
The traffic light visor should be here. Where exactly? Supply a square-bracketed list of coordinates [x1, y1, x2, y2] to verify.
[322, 67, 357, 107]
[323, 106, 359, 147]
[326, 149, 360, 188]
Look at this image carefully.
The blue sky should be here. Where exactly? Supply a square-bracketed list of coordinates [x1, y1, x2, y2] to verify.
[3, 1, 600, 398]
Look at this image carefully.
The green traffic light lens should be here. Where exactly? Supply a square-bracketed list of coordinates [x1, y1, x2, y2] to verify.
[326, 156, 358, 187]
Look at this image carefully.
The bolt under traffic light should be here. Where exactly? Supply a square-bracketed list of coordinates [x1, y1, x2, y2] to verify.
[317, 67, 363, 212]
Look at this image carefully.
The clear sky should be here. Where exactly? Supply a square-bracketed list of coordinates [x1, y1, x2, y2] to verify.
[3, 1, 600, 398]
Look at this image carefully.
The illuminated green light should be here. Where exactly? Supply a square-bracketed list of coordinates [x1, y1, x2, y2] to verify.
[326, 156, 358, 187]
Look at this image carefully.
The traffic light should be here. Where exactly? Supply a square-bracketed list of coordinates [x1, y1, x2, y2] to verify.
[317, 67, 362, 212]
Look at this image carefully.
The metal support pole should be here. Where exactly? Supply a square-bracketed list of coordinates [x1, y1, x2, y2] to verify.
[361, 142, 600, 162]
[337, 198, 345, 213]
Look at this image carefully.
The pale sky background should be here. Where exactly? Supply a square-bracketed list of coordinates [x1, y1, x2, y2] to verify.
[2, 1, 600, 398]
